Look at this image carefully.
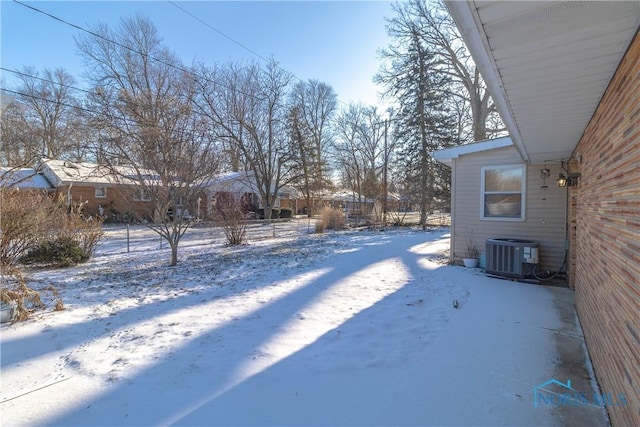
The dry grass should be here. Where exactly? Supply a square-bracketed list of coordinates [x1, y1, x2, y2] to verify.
[0, 267, 44, 322]
[315, 207, 345, 233]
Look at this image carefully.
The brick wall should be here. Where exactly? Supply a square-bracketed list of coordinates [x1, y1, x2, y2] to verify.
[57, 185, 155, 221]
[572, 31, 640, 426]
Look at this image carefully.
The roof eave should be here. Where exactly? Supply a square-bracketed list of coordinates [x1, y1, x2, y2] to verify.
[445, 1, 530, 163]
[433, 136, 513, 165]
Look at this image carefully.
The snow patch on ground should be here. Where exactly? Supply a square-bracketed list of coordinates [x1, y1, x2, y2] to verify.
[1, 225, 597, 426]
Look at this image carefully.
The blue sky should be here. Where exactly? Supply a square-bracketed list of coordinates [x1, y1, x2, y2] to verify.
[1, 1, 394, 108]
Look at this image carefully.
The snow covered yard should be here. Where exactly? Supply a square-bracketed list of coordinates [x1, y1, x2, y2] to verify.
[1, 225, 607, 426]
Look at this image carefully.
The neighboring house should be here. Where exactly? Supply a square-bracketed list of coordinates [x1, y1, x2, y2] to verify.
[0, 167, 54, 192]
[324, 191, 404, 219]
[434, 136, 567, 273]
[294, 190, 387, 218]
[204, 171, 298, 217]
[323, 191, 376, 217]
[39, 159, 154, 221]
[442, 2, 639, 425]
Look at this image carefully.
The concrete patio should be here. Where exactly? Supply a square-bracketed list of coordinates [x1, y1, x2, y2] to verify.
[424, 270, 611, 426]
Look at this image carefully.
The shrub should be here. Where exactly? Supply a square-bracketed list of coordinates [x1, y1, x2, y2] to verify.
[279, 207, 293, 219]
[21, 236, 90, 267]
[213, 194, 247, 245]
[315, 207, 345, 233]
[63, 203, 104, 257]
[389, 210, 408, 226]
[0, 190, 50, 266]
[1, 190, 103, 267]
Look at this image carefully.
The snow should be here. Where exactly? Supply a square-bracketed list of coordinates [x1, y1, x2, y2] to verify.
[0, 224, 598, 426]
[0, 168, 53, 190]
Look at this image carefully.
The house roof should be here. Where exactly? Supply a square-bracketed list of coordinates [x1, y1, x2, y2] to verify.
[445, 1, 640, 163]
[432, 136, 513, 166]
[0, 167, 54, 190]
[39, 159, 117, 186]
[205, 171, 299, 197]
[38, 159, 160, 187]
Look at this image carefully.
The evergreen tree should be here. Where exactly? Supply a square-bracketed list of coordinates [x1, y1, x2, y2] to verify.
[377, 16, 457, 228]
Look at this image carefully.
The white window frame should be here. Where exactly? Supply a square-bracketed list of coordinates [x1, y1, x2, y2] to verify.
[133, 187, 152, 202]
[95, 186, 107, 199]
[480, 164, 526, 221]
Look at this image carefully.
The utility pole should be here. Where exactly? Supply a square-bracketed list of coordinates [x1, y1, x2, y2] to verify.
[383, 119, 389, 225]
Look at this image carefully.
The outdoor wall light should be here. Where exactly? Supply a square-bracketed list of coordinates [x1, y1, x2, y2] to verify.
[540, 168, 550, 179]
[557, 172, 581, 187]
[557, 173, 567, 187]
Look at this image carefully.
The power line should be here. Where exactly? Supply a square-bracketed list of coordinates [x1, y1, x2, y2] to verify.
[1, 86, 229, 149]
[12, 0, 194, 80]
[10, 0, 256, 102]
[1, 87, 95, 115]
[1, 68, 200, 119]
[167, 1, 271, 64]
[166, 0, 353, 107]
[11, 0, 363, 112]
[1, 67, 92, 95]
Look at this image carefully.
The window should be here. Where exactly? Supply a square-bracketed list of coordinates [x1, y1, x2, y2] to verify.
[133, 188, 152, 201]
[95, 187, 107, 198]
[481, 165, 525, 220]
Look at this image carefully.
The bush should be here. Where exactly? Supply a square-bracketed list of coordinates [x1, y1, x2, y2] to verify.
[315, 207, 345, 233]
[21, 236, 90, 267]
[1, 191, 103, 266]
[213, 194, 247, 245]
[0, 190, 50, 266]
[279, 208, 293, 219]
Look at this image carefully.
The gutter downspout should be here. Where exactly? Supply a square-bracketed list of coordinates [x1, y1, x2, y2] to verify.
[67, 182, 73, 207]
[450, 160, 456, 264]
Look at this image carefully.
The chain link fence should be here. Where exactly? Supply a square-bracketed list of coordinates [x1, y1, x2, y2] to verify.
[97, 212, 451, 256]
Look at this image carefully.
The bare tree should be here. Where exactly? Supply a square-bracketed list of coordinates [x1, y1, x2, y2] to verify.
[332, 104, 387, 217]
[1, 68, 87, 165]
[378, 0, 503, 142]
[1, 98, 40, 166]
[333, 104, 364, 206]
[288, 79, 337, 216]
[196, 59, 294, 220]
[77, 14, 220, 266]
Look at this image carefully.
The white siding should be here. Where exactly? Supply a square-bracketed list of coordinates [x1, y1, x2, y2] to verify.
[451, 145, 566, 271]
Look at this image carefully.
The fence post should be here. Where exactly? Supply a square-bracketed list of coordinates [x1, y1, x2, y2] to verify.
[126, 223, 130, 253]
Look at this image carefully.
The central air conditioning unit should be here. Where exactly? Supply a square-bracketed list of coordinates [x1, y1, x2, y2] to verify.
[485, 238, 539, 279]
